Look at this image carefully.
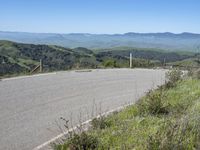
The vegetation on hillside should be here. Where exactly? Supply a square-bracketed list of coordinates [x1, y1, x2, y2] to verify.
[54, 70, 200, 150]
[0, 40, 197, 77]
[0, 41, 98, 77]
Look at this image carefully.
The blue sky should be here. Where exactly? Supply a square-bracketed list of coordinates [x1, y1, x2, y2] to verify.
[0, 0, 200, 34]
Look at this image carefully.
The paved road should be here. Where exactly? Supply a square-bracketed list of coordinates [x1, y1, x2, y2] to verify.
[0, 69, 166, 150]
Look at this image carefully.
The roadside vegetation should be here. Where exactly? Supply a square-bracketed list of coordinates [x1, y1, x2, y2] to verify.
[54, 69, 200, 150]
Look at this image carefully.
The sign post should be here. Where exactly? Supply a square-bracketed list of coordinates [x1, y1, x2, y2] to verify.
[40, 59, 43, 72]
[130, 53, 132, 68]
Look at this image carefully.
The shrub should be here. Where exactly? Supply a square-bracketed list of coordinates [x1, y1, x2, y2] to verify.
[138, 90, 169, 115]
[191, 69, 200, 79]
[102, 60, 117, 68]
[67, 132, 99, 150]
[91, 117, 111, 130]
[165, 69, 183, 88]
[187, 69, 194, 77]
[53, 117, 99, 150]
[54, 132, 99, 150]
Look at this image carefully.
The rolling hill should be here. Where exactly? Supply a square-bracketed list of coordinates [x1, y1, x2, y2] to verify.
[0, 40, 196, 77]
[1, 31, 200, 51]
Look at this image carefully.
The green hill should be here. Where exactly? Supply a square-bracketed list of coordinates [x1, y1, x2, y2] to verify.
[0, 41, 98, 76]
[0, 40, 196, 77]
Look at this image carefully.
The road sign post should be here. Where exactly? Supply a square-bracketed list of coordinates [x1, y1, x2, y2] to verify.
[130, 53, 132, 68]
[40, 59, 43, 72]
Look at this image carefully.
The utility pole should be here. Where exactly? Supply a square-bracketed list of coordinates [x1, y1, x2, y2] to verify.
[40, 59, 43, 73]
[130, 53, 132, 68]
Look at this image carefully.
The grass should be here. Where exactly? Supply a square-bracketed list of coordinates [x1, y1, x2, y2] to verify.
[167, 58, 200, 67]
[54, 73, 200, 150]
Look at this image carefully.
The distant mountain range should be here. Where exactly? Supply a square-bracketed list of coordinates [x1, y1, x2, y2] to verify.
[1, 31, 200, 51]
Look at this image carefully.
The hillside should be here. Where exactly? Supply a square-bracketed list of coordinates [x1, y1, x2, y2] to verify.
[0, 41, 98, 76]
[1, 31, 200, 51]
[0, 40, 196, 77]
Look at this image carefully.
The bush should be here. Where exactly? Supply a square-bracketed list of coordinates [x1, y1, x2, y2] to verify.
[53, 117, 99, 150]
[91, 117, 111, 130]
[138, 90, 169, 115]
[68, 132, 99, 150]
[187, 69, 194, 77]
[165, 69, 183, 88]
[54, 132, 99, 150]
[102, 60, 117, 68]
[190, 69, 200, 79]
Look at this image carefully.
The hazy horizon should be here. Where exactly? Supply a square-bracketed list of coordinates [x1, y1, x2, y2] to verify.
[1, 30, 200, 35]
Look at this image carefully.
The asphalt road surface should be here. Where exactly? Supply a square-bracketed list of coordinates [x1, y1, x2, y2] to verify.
[0, 69, 166, 150]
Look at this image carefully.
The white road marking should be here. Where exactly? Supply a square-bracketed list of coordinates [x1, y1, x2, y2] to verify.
[32, 103, 132, 150]
[2, 72, 57, 81]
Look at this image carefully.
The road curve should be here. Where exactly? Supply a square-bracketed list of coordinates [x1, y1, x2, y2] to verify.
[0, 69, 166, 150]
